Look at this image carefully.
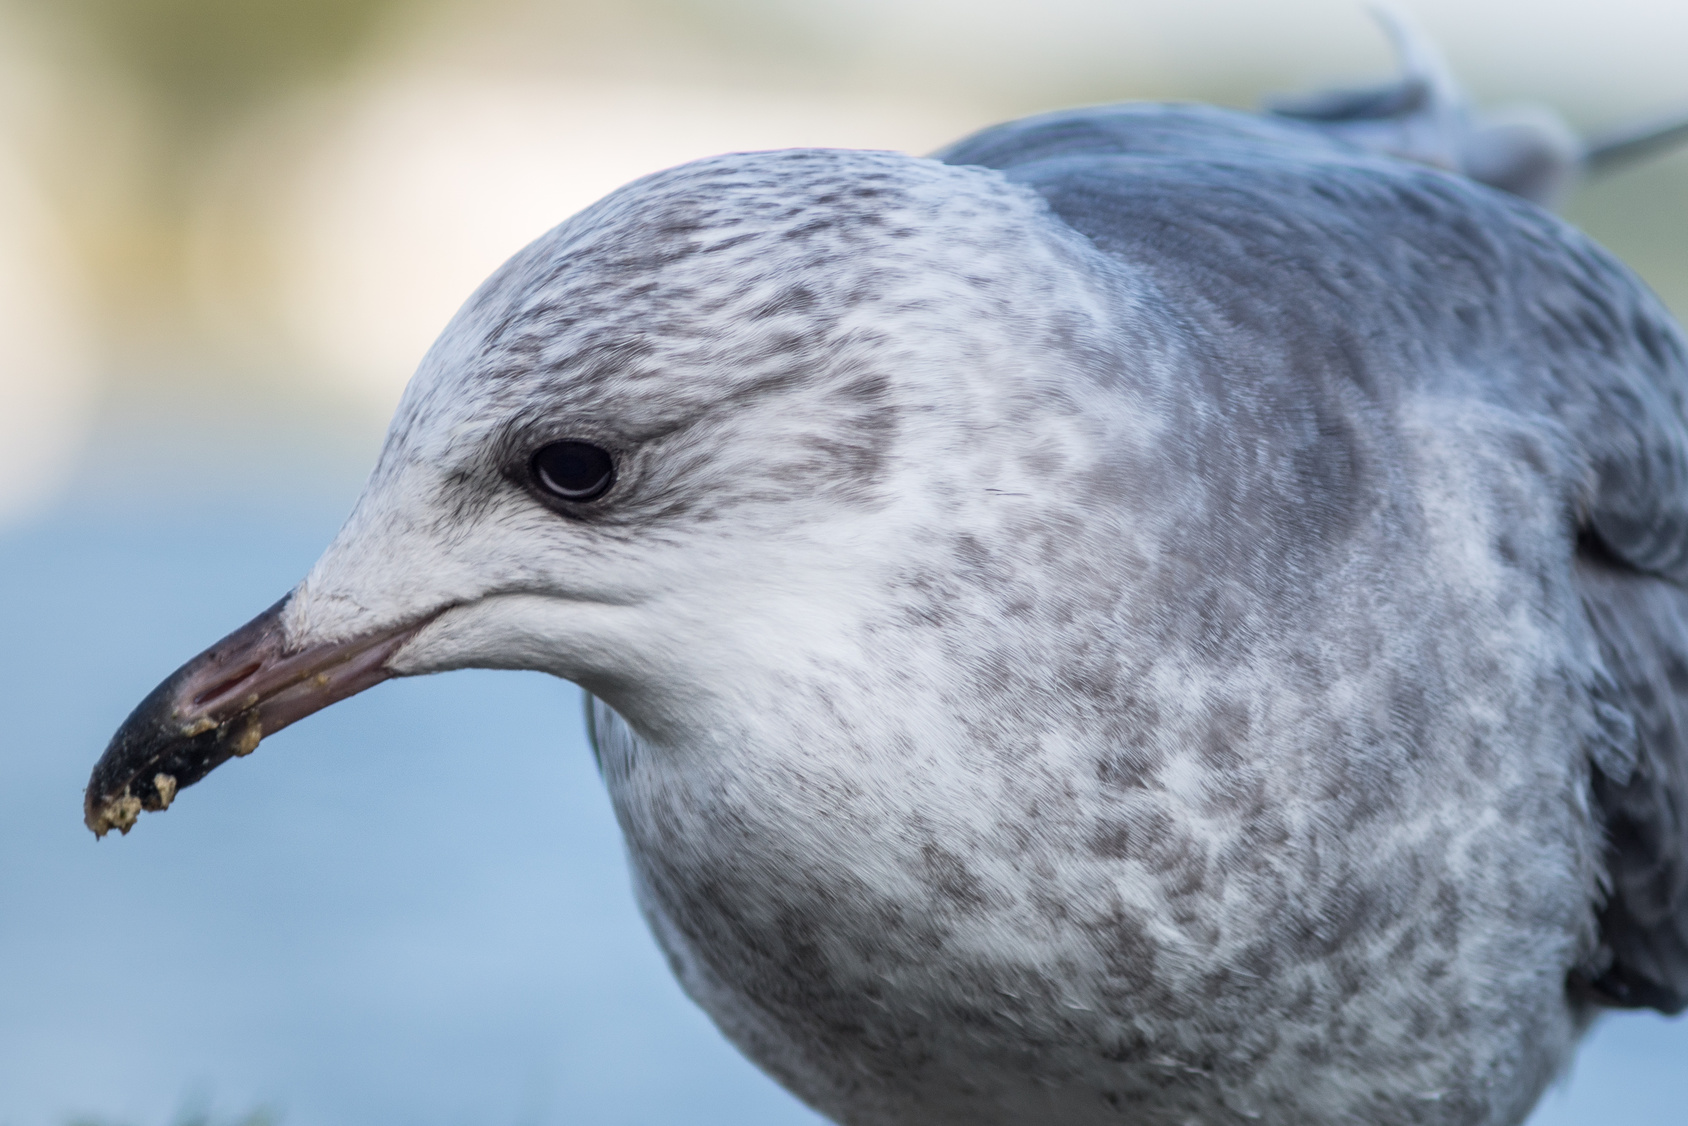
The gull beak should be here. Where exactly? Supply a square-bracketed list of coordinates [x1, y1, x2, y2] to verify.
[84, 596, 429, 838]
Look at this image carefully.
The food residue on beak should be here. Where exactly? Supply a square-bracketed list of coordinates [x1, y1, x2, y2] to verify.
[230, 715, 262, 757]
[86, 597, 427, 838]
[88, 791, 142, 838]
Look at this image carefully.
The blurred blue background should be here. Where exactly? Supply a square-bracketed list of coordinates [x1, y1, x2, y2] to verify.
[0, 0, 1686, 1122]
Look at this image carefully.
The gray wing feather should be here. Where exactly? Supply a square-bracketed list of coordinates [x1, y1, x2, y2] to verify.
[1577, 550, 1688, 1011]
[941, 103, 1688, 1011]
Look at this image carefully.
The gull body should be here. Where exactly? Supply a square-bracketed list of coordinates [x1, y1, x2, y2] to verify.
[88, 42, 1688, 1126]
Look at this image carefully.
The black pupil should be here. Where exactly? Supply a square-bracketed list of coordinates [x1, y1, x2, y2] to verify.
[532, 441, 614, 502]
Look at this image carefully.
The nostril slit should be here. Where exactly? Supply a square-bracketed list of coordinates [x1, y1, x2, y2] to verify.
[193, 662, 263, 708]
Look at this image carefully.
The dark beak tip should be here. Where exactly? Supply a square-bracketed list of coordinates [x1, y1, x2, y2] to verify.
[85, 594, 426, 838]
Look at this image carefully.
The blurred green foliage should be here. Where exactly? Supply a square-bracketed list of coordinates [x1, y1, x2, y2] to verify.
[35, 0, 431, 133]
[13, 0, 451, 340]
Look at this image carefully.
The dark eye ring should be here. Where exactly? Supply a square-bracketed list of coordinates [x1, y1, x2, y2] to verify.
[530, 441, 615, 503]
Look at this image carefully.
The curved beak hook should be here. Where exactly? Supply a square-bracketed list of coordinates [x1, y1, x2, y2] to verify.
[84, 597, 428, 837]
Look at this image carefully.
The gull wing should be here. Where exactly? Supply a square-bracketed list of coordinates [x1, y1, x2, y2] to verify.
[1577, 554, 1688, 1010]
[939, 101, 1688, 1012]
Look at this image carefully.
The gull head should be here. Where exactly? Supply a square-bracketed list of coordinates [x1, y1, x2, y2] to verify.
[84, 147, 1150, 835]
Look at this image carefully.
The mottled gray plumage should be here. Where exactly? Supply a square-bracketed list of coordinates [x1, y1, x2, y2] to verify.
[86, 24, 1688, 1126]
[937, 96, 1688, 1021]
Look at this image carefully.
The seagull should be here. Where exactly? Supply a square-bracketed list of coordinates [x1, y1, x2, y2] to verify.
[86, 15, 1688, 1126]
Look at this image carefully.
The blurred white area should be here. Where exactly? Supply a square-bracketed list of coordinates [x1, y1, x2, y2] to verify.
[0, 13, 96, 528]
[0, 138, 93, 526]
[268, 78, 982, 411]
[775, 0, 1688, 105]
[230, 0, 1688, 413]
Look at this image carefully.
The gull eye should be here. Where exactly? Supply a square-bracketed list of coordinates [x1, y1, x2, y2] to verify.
[530, 441, 615, 503]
